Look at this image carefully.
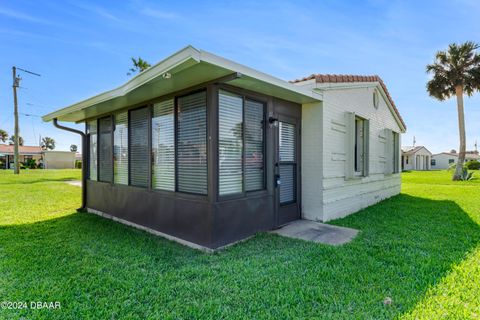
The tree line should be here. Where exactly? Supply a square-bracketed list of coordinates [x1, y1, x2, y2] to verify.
[0, 129, 56, 150]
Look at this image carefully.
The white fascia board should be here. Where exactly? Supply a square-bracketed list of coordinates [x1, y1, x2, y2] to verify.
[199, 49, 323, 101]
[415, 146, 432, 155]
[432, 153, 457, 157]
[43, 45, 322, 122]
[42, 46, 201, 122]
[42, 46, 323, 121]
[403, 146, 433, 156]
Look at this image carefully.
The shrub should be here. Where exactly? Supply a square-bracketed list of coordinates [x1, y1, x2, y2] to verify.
[460, 168, 474, 181]
[24, 158, 37, 169]
[465, 160, 480, 170]
[75, 160, 82, 169]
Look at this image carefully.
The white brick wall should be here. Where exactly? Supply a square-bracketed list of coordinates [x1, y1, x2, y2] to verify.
[301, 83, 403, 221]
[431, 153, 457, 170]
[301, 102, 324, 221]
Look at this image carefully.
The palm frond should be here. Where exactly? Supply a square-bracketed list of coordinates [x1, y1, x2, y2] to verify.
[426, 41, 480, 100]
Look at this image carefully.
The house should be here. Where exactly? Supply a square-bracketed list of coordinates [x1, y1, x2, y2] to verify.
[465, 150, 480, 161]
[42, 46, 406, 250]
[0, 145, 43, 169]
[431, 150, 479, 169]
[401, 146, 432, 170]
[431, 152, 457, 169]
[0, 144, 76, 169]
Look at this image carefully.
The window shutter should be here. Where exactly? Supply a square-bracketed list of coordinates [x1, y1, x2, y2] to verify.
[392, 132, 400, 173]
[152, 99, 175, 191]
[98, 117, 113, 183]
[384, 129, 393, 174]
[218, 91, 243, 196]
[88, 120, 98, 181]
[345, 112, 355, 179]
[177, 91, 207, 195]
[114, 112, 128, 185]
[279, 121, 296, 204]
[363, 119, 370, 176]
[129, 107, 150, 187]
[245, 99, 265, 191]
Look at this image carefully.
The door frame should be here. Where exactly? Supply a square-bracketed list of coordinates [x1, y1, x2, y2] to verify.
[274, 109, 301, 227]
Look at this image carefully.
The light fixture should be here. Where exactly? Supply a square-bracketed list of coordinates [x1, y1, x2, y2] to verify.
[268, 114, 279, 128]
[162, 72, 172, 79]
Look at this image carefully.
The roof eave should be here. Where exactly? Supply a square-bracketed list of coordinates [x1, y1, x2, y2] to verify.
[42, 46, 202, 122]
[43, 46, 322, 123]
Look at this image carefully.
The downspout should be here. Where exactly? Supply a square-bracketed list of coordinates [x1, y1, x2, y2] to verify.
[53, 118, 87, 211]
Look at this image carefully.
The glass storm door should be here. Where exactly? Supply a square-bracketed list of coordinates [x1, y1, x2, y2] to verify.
[276, 118, 300, 225]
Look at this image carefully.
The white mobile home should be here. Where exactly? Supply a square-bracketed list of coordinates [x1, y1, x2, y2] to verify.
[431, 152, 457, 170]
[431, 150, 479, 170]
[43, 47, 406, 249]
[293, 74, 405, 222]
[401, 146, 432, 171]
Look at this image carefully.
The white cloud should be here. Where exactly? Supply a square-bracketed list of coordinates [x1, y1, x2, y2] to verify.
[0, 6, 52, 24]
[69, 2, 122, 22]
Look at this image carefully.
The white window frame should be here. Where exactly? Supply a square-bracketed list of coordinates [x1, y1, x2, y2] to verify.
[345, 112, 369, 179]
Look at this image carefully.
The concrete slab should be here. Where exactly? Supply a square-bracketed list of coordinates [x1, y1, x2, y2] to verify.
[65, 180, 82, 187]
[271, 220, 359, 245]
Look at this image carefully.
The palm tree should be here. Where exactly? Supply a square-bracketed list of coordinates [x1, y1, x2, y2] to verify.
[0, 129, 8, 143]
[426, 41, 480, 180]
[9, 135, 23, 146]
[41, 137, 55, 150]
[127, 57, 151, 76]
[70, 144, 78, 152]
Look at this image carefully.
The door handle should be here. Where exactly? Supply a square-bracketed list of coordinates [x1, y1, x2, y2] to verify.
[275, 174, 281, 187]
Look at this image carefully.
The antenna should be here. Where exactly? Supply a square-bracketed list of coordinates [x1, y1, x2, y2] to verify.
[16, 67, 41, 77]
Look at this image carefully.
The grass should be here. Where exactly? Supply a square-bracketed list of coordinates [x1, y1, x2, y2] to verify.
[0, 169, 479, 319]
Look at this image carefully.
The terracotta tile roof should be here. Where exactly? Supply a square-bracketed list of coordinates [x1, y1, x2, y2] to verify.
[290, 74, 406, 129]
[0, 144, 43, 155]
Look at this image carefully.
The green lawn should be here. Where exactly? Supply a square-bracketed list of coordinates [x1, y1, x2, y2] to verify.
[0, 169, 479, 319]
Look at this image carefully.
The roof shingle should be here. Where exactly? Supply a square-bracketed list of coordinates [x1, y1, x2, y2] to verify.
[0, 144, 43, 155]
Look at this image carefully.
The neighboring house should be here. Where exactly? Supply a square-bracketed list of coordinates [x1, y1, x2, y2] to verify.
[431, 150, 479, 170]
[465, 150, 480, 161]
[42, 46, 406, 250]
[0, 145, 43, 169]
[0, 144, 76, 169]
[431, 152, 458, 170]
[401, 146, 432, 170]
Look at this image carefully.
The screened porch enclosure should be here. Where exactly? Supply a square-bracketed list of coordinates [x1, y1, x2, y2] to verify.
[85, 83, 301, 249]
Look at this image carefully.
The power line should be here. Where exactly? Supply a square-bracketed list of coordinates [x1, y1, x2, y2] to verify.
[16, 67, 41, 77]
[19, 112, 41, 117]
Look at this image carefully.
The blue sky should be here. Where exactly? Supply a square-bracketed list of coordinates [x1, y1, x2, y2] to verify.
[0, 0, 479, 153]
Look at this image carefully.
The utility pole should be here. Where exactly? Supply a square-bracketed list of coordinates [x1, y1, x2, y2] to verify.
[12, 67, 20, 174]
[11, 66, 41, 174]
